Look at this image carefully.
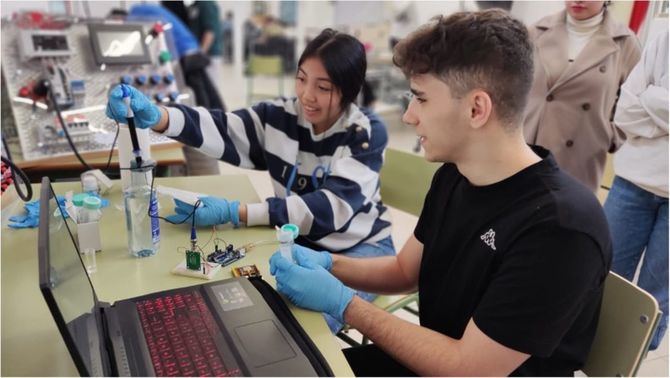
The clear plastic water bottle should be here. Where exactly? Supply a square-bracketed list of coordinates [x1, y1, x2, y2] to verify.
[124, 164, 160, 257]
[277, 224, 299, 262]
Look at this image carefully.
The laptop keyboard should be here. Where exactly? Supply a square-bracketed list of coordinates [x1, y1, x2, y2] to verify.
[136, 291, 241, 377]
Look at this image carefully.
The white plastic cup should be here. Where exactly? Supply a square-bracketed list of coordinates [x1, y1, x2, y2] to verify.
[81, 174, 99, 195]
[81, 248, 97, 274]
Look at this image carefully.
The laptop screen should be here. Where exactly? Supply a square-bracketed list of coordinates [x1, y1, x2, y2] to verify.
[39, 181, 105, 376]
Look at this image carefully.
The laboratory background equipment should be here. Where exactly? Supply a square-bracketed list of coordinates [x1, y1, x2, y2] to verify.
[0, 13, 194, 165]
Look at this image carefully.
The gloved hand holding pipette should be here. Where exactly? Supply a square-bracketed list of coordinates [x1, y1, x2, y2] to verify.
[106, 85, 161, 129]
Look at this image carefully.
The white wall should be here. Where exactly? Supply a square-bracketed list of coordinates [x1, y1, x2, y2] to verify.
[0, 0, 152, 19]
[0, 0, 635, 27]
[334, 1, 392, 26]
[216, 1, 252, 74]
[414, 1, 465, 23]
[294, 2, 335, 56]
[1, 1, 52, 17]
[2, 0, 653, 65]
[510, 0, 564, 25]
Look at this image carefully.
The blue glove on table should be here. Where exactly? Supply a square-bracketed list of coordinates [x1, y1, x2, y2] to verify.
[165, 197, 240, 227]
[8, 196, 67, 229]
[292, 245, 332, 271]
[269, 252, 354, 323]
[106, 84, 161, 129]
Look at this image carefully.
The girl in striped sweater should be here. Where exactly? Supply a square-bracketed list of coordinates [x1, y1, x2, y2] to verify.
[107, 29, 395, 332]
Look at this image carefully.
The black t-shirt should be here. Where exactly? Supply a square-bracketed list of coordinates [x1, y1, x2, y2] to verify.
[414, 146, 612, 376]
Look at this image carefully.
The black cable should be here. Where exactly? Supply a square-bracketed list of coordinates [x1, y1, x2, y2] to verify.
[103, 120, 121, 177]
[146, 166, 202, 225]
[1, 155, 33, 202]
[2, 134, 13, 162]
[77, 85, 199, 225]
[45, 78, 121, 177]
[192, 200, 197, 230]
[2, 134, 33, 202]
[116, 162, 200, 224]
[45, 80, 94, 171]
[103, 95, 200, 226]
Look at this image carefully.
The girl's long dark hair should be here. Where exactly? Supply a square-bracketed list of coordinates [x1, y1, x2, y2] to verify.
[298, 29, 367, 111]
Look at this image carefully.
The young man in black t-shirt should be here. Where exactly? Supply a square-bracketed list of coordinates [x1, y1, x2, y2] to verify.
[269, 9, 612, 376]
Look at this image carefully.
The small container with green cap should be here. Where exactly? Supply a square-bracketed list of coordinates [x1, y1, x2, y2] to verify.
[79, 196, 102, 224]
[72, 193, 88, 207]
[277, 223, 299, 262]
[76, 195, 103, 253]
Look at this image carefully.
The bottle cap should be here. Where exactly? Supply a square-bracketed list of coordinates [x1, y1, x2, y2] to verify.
[280, 224, 299, 239]
[83, 196, 102, 210]
[72, 193, 88, 207]
[82, 174, 98, 193]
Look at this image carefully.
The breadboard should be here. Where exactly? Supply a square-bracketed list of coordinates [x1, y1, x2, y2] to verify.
[172, 260, 221, 280]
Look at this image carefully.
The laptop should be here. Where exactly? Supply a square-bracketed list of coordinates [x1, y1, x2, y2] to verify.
[37, 177, 332, 376]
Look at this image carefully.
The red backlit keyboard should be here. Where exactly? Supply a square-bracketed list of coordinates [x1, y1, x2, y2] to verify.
[136, 291, 241, 377]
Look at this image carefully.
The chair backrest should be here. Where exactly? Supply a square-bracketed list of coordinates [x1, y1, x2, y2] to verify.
[582, 271, 662, 377]
[379, 148, 440, 216]
[247, 54, 283, 76]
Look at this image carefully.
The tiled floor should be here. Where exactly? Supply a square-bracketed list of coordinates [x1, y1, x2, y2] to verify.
[637, 335, 669, 377]
[214, 62, 668, 376]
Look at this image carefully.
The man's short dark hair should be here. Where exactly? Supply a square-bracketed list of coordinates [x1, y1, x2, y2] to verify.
[393, 9, 533, 125]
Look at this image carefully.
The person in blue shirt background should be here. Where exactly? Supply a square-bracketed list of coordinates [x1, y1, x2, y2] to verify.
[124, 3, 224, 176]
[187, 1, 224, 95]
[128, 4, 198, 58]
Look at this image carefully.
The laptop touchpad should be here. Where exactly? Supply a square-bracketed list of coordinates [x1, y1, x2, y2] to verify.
[235, 320, 297, 367]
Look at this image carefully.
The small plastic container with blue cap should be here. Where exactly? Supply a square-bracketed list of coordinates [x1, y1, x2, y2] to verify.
[277, 224, 299, 262]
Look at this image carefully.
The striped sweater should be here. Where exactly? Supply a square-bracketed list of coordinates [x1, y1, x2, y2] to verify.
[164, 98, 392, 252]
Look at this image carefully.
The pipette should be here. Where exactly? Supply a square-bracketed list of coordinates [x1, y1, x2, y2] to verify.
[120, 84, 143, 167]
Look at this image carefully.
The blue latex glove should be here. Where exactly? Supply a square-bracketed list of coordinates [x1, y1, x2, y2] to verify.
[293, 244, 332, 271]
[8, 196, 67, 229]
[106, 84, 161, 129]
[165, 197, 240, 227]
[269, 252, 354, 323]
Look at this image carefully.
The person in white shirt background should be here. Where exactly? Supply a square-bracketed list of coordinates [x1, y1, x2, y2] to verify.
[604, 30, 669, 351]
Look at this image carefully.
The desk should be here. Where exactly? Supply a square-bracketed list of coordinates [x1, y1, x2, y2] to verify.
[1, 175, 353, 376]
[12, 142, 185, 171]
[10, 142, 187, 183]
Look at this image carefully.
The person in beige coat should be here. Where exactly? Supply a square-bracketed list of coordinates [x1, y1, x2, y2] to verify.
[523, 1, 640, 191]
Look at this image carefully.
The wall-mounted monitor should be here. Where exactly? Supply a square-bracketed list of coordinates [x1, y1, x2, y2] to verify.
[87, 23, 151, 65]
[18, 30, 72, 61]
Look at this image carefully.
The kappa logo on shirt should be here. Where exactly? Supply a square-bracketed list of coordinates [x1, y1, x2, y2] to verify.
[480, 229, 497, 251]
